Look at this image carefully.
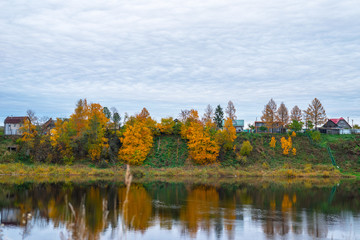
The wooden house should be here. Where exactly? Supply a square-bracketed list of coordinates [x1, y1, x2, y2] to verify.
[4, 116, 29, 135]
[319, 118, 352, 134]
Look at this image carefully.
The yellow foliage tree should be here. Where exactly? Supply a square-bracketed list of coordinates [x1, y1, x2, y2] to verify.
[50, 118, 75, 160]
[86, 103, 110, 161]
[181, 110, 220, 164]
[280, 137, 292, 155]
[269, 136, 276, 148]
[19, 118, 38, 148]
[156, 117, 175, 135]
[216, 118, 236, 150]
[118, 118, 154, 165]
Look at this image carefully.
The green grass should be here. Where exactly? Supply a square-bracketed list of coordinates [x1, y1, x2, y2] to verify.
[0, 126, 4, 136]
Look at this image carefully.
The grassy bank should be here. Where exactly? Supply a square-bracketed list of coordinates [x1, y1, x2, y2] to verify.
[0, 133, 359, 178]
[0, 162, 344, 179]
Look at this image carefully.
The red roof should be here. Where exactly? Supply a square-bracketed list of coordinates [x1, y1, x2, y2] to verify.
[330, 117, 345, 124]
[4, 117, 28, 124]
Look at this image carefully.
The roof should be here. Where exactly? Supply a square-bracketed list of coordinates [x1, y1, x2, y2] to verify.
[329, 118, 345, 124]
[4, 117, 28, 124]
[42, 118, 55, 129]
[233, 120, 244, 127]
[222, 119, 245, 127]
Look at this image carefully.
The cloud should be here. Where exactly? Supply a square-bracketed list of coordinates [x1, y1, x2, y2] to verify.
[0, 0, 360, 125]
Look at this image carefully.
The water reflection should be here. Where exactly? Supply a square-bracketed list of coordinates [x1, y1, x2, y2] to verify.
[0, 180, 359, 239]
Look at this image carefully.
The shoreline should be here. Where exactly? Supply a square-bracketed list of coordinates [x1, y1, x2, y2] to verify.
[0, 163, 352, 180]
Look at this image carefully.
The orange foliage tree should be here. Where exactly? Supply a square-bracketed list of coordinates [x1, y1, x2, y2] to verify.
[280, 137, 292, 155]
[269, 136, 276, 148]
[118, 108, 155, 165]
[156, 117, 175, 135]
[181, 110, 220, 164]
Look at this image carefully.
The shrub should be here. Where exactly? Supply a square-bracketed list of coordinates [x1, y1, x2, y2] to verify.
[322, 171, 330, 178]
[269, 137, 276, 148]
[304, 164, 312, 172]
[311, 131, 321, 142]
[240, 141, 253, 156]
[262, 162, 270, 169]
[286, 169, 296, 178]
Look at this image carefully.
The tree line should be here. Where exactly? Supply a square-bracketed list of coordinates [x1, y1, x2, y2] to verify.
[17, 98, 327, 165]
[257, 97, 327, 133]
[18, 99, 245, 165]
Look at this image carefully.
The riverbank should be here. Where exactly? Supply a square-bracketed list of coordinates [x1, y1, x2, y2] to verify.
[0, 162, 347, 180]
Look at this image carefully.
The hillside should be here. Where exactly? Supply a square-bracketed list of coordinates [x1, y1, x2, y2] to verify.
[143, 133, 360, 172]
[1, 133, 359, 176]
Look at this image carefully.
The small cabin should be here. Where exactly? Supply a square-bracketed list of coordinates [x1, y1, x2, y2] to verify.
[4, 116, 29, 135]
[319, 118, 352, 134]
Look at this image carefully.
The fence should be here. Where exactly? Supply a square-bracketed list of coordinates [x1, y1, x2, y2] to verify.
[305, 132, 338, 167]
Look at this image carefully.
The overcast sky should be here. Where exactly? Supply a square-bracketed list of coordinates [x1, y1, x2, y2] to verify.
[1, 0, 359, 126]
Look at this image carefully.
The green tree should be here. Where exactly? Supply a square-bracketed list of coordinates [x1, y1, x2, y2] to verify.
[103, 107, 111, 120]
[214, 105, 224, 129]
[288, 120, 304, 132]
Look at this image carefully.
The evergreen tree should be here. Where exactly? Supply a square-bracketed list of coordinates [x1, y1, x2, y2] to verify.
[214, 105, 224, 129]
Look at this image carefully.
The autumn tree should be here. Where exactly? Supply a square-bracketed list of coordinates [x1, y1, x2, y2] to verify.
[304, 98, 327, 129]
[118, 108, 155, 165]
[290, 105, 302, 122]
[156, 117, 175, 135]
[19, 118, 38, 150]
[181, 110, 219, 164]
[179, 110, 190, 123]
[213, 105, 224, 129]
[70, 99, 90, 136]
[261, 99, 277, 133]
[26, 109, 38, 124]
[276, 102, 289, 132]
[118, 120, 153, 165]
[202, 104, 214, 124]
[225, 101, 236, 121]
[216, 118, 236, 150]
[84, 103, 110, 161]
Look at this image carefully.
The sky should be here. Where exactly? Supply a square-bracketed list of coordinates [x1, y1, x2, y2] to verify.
[1, 0, 360, 126]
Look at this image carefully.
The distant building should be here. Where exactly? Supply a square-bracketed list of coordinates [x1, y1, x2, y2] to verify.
[222, 119, 245, 132]
[254, 121, 282, 133]
[319, 118, 352, 134]
[41, 118, 56, 135]
[4, 116, 29, 135]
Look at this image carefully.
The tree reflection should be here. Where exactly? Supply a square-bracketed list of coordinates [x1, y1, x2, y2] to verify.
[0, 180, 358, 239]
[180, 185, 219, 238]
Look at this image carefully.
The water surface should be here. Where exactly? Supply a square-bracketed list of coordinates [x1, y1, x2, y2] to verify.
[0, 179, 359, 239]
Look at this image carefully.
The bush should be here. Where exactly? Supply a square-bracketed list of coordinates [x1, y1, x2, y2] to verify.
[262, 162, 270, 169]
[311, 131, 321, 142]
[240, 141, 253, 156]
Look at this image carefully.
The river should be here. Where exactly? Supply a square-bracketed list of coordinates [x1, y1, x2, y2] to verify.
[0, 178, 359, 239]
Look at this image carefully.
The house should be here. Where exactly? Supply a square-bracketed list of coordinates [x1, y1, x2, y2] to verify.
[4, 116, 29, 135]
[319, 118, 352, 134]
[254, 121, 282, 133]
[222, 119, 245, 132]
[233, 120, 244, 132]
